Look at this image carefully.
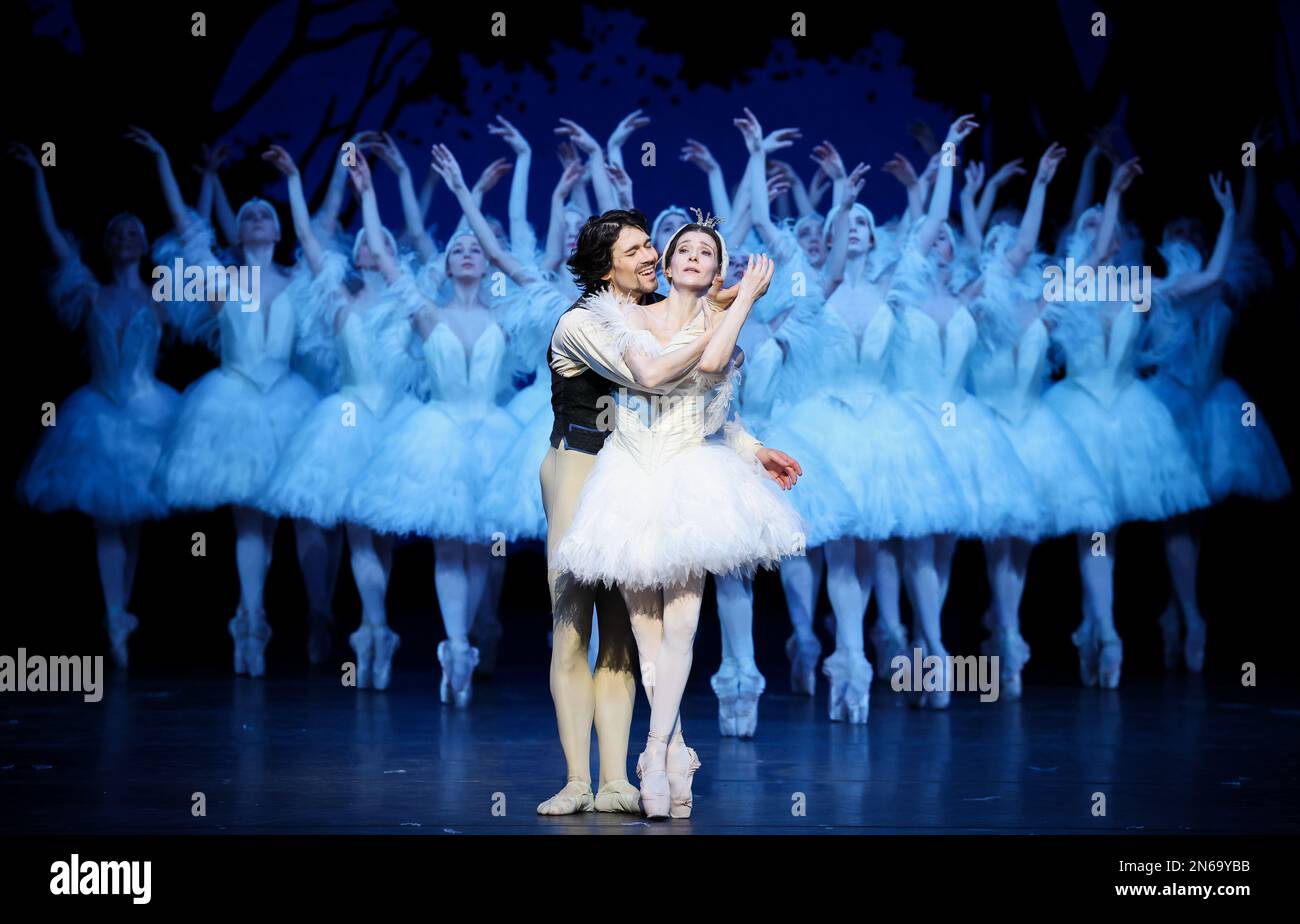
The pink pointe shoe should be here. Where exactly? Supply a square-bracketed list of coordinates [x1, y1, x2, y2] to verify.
[666, 738, 702, 818]
[636, 734, 671, 820]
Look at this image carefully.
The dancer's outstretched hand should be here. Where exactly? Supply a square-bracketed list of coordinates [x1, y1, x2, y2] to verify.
[1035, 143, 1067, 186]
[346, 149, 373, 195]
[756, 447, 802, 490]
[9, 142, 39, 170]
[737, 253, 775, 302]
[262, 144, 299, 178]
[473, 156, 512, 196]
[429, 144, 469, 194]
[708, 274, 740, 309]
[1108, 156, 1142, 195]
[1209, 172, 1235, 212]
[125, 126, 166, 157]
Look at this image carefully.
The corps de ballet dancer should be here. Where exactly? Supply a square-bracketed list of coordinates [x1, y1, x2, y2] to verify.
[1044, 157, 1211, 688]
[13, 143, 181, 667]
[258, 145, 427, 690]
[128, 127, 322, 678]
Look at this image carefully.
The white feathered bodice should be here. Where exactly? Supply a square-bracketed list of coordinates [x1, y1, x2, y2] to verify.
[1047, 299, 1144, 409]
[423, 316, 507, 421]
[49, 257, 163, 406]
[584, 287, 741, 470]
[969, 319, 1051, 425]
[890, 304, 978, 406]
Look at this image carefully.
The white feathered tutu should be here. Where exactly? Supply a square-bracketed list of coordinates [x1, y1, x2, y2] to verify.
[20, 262, 180, 522]
[21, 379, 180, 523]
[551, 434, 807, 591]
[346, 319, 522, 540]
[1199, 378, 1291, 501]
[478, 392, 551, 543]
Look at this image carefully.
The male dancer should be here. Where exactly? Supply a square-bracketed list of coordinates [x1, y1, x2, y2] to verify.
[538, 209, 801, 814]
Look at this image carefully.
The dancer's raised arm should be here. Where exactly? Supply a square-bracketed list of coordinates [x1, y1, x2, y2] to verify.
[1157, 173, 1236, 300]
[556, 118, 616, 213]
[542, 160, 586, 273]
[883, 151, 924, 224]
[10, 143, 72, 263]
[125, 126, 192, 233]
[977, 157, 1026, 230]
[959, 160, 986, 248]
[348, 151, 404, 286]
[698, 254, 775, 373]
[606, 109, 650, 173]
[430, 144, 541, 286]
[263, 144, 325, 276]
[1005, 143, 1066, 271]
[1090, 156, 1141, 266]
[912, 114, 978, 255]
[487, 115, 535, 256]
[314, 132, 361, 238]
[681, 138, 732, 221]
[359, 131, 436, 263]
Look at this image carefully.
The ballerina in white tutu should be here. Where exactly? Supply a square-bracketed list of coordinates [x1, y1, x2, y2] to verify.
[12, 143, 181, 667]
[1142, 160, 1290, 672]
[258, 146, 427, 690]
[551, 216, 805, 818]
[1043, 157, 1211, 688]
[128, 127, 322, 677]
[964, 143, 1118, 699]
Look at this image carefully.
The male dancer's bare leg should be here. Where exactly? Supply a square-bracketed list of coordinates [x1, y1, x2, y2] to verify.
[537, 443, 638, 814]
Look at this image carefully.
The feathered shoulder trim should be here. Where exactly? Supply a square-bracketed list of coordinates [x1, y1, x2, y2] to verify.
[580, 286, 664, 358]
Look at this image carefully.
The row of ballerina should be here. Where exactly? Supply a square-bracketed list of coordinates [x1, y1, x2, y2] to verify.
[12, 108, 1291, 731]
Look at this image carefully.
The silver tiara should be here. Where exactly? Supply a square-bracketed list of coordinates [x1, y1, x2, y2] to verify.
[690, 206, 724, 230]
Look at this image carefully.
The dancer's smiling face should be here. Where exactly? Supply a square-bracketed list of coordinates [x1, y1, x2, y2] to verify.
[445, 234, 487, 280]
[667, 230, 720, 291]
[602, 225, 660, 296]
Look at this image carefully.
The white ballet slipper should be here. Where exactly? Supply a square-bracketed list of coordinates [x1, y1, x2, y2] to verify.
[244, 610, 272, 678]
[784, 633, 821, 696]
[823, 649, 872, 724]
[307, 609, 333, 665]
[349, 625, 373, 689]
[228, 607, 249, 676]
[371, 627, 400, 691]
[710, 658, 740, 737]
[104, 606, 138, 670]
[438, 639, 479, 707]
[733, 658, 766, 738]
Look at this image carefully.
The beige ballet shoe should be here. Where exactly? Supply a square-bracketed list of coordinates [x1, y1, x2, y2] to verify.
[537, 779, 595, 815]
[636, 734, 671, 820]
[593, 779, 641, 813]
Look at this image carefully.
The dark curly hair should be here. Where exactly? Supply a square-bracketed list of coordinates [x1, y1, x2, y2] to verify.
[566, 209, 651, 295]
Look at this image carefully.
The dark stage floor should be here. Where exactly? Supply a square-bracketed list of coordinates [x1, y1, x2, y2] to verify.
[3, 666, 1297, 835]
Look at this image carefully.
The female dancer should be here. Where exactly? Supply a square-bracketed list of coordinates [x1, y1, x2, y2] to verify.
[887, 114, 1041, 707]
[965, 144, 1116, 698]
[259, 146, 426, 690]
[131, 127, 320, 677]
[346, 144, 525, 706]
[552, 221, 804, 818]
[717, 111, 865, 726]
[1143, 169, 1289, 671]
[13, 144, 181, 667]
[1043, 158, 1211, 687]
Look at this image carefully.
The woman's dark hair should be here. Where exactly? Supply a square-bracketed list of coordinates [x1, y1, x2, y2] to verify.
[566, 208, 651, 295]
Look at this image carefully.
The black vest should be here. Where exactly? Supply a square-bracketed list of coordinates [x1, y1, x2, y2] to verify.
[549, 290, 664, 455]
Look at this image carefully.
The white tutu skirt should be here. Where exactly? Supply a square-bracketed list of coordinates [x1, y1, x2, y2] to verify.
[260, 392, 423, 526]
[346, 402, 521, 540]
[783, 390, 970, 539]
[998, 403, 1117, 537]
[1151, 373, 1291, 503]
[153, 368, 318, 510]
[479, 404, 550, 543]
[551, 437, 807, 591]
[1045, 378, 1210, 523]
[751, 415, 858, 548]
[902, 394, 1041, 539]
[20, 380, 180, 523]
